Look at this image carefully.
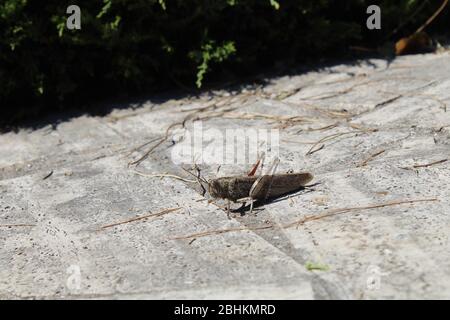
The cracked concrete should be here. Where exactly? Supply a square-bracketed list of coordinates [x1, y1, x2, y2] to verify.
[1, 52, 450, 299]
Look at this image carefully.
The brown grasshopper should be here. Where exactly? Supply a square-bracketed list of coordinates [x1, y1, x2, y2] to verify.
[186, 157, 313, 216]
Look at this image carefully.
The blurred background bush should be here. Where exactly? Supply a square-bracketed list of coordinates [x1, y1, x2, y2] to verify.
[0, 0, 448, 124]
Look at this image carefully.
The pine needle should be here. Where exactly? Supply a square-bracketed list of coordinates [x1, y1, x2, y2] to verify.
[100, 207, 182, 230]
[170, 198, 438, 240]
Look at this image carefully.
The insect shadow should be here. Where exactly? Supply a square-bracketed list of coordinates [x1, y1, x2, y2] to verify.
[231, 182, 320, 215]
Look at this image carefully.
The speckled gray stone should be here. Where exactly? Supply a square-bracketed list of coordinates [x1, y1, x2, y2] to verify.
[1, 52, 449, 299]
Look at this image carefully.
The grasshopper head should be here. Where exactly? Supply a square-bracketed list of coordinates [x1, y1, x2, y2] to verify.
[208, 178, 229, 199]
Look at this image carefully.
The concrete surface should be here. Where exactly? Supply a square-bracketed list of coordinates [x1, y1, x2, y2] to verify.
[1, 52, 450, 299]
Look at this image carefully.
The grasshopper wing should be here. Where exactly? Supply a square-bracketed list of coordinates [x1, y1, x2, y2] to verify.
[265, 173, 313, 198]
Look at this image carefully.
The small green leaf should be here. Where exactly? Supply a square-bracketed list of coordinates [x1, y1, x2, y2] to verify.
[97, 0, 112, 19]
[269, 0, 280, 10]
[57, 21, 65, 37]
[159, 0, 166, 10]
[305, 262, 329, 271]
[110, 15, 121, 30]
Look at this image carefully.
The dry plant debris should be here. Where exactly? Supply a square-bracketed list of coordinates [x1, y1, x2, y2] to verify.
[131, 170, 197, 183]
[171, 198, 438, 240]
[357, 149, 386, 167]
[100, 207, 182, 230]
[0, 224, 36, 228]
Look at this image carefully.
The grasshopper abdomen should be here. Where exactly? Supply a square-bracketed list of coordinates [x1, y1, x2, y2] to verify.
[250, 173, 313, 200]
[209, 172, 313, 202]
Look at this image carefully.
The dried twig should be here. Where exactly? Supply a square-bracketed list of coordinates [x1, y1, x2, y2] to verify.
[170, 224, 274, 240]
[306, 130, 365, 155]
[128, 122, 183, 166]
[125, 137, 162, 158]
[383, 0, 430, 40]
[298, 82, 369, 101]
[374, 95, 403, 109]
[348, 123, 378, 133]
[100, 207, 182, 230]
[282, 101, 353, 120]
[171, 198, 438, 240]
[400, 159, 448, 170]
[305, 123, 339, 132]
[200, 111, 314, 124]
[357, 149, 386, 167]
[131, 170, 197, 183]
[412, 159, 448, 168]
[0, 224, 36, 228]
[42, 171, 53, 180]
[416, 0, 448, 33]
[379, 89, 448, 113]
[307, 144, 324, 155]
[128, 96, 243, 166]
[283, 198, 438, 229]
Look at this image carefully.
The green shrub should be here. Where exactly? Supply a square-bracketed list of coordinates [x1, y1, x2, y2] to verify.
[0, 0, 448, 123]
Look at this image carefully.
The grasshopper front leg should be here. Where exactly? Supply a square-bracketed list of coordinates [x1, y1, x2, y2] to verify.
[236, 196, 257, 214]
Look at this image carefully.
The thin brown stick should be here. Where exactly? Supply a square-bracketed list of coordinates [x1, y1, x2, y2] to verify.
[170, 198, 438, 240]
[413, 159, 448, 168]
[0, 224, 36, 228]
[129, 96, 239, 168]
[383, 0, 430, 40]
[296, 77, 421, 103]
[298, 82, 368, 101]
[125, 137, 162, 158]
[199, 111, 314, 124]
[306, 123, 339, 132]
[282, 101, 353, 120]
[416, 0, 449, 33]
[100, 207, 182, 230]
[349, 46, 378, 52]
[307, 144, 325, 155]
[357, 149, 386, 167]
[131, 170, 197, 183]
[306, 130, 364, 155]
[170, 225, 274, 240]
[283, 198, 438, 229]
[42, 171, 53, 180]
[348, 123, 378, 133]
[128, 122, 183, 166]
[374, 95, 403, 109]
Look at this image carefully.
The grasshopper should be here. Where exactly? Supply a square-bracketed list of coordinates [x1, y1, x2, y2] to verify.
[186, 156, 313, 216]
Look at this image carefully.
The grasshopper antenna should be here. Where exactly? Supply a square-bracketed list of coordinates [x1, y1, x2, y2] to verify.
[181, 166, 209, 196]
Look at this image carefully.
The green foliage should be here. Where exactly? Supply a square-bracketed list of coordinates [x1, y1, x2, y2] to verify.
[0, 0, 448, 122]
[269, 0, 280, 10]
[193, 40, 236, 88]
[305, 262, 330, 271]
